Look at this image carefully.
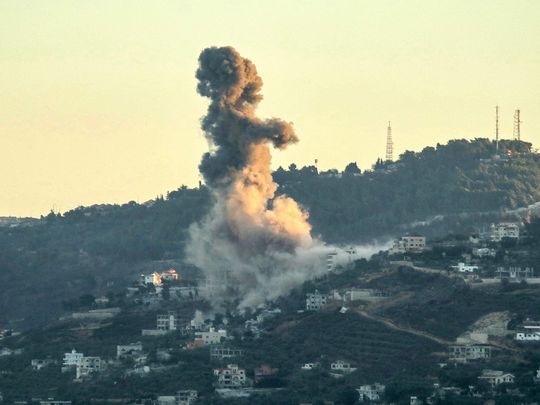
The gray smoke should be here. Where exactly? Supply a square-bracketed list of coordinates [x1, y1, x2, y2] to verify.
[186, 47, 378, 310]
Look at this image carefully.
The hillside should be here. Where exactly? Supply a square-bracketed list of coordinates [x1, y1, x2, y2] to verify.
[1, 138, 539, 329]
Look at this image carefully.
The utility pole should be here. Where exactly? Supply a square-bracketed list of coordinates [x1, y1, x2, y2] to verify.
[385, 121, 393, 162]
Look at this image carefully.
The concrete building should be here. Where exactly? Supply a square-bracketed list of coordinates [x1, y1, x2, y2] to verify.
[254, 364, 278, 383]
[31, 358, 57, 370]
[490, 222, 520, 242]
[62, 349, 83, 369]
[116, 342, 143, 358]
[213, 364, 247, 388]
[330, 360, 356, 373]
[176, 390, 198, 405]
[141, 272, 162, 286]
[210, 346, 243, 361]
[157, 312, 180, 331]
[389, 235, 426, 255]
[160, 269, 179, 282]
[75, 356, 103, 379]
[306, 290, 327, 311]
[357, 383, 385, 402]
[448, 344, 492, 363]
[452, 262, 479, 273]
[496, 266, 534, 281]
[515, 320, 540, 341]
[478, 369, 515, 386]
[195, 327, 227, 345]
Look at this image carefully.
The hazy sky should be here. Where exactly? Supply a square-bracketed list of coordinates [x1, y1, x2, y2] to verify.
[2, 1, 539, 217]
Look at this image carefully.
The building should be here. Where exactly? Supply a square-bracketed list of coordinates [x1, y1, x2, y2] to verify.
[490, 222, 520, 242]
[330, 360, 356, 373]
[472, 247, 496, 258]
[75, 356, 103, 379]
[449, 344, 492, 363]
[496, 266, 534, 281]
[31, 358, 57, 370]
[357, 383, 385, 402]
[478, 369, 515, 386]
[176, 390, 198, 405]
[515, 319, 540, 341]
[140, 272, 162, 286]
[39, 401, 72, 405]
[157, 312, 180, 331]
[306, 290, 327, 311]
[254, 364, 278, 383]
[62, 349, 83, 369]
[326, 247, 359, 272]
[195, 327, 228, 345]
[301, 362, 320, 370]
[345, 288, 390, 302]
[116, 342, 143, 358]
[213, 364, 247, 388]
[389, 235, 426, 255]
[157, 396, 176, 405]
[451, 262, 479, 273]
[210, 346, 243, 361]
[160, 269, 179, 282]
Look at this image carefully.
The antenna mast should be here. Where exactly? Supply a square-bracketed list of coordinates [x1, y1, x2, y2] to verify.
[513, 109, 521, 141]
[385, 121, 393, 162]
[495, 105, 499, 154]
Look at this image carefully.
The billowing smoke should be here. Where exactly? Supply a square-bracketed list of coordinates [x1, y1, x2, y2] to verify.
[185, 46, 376, 310]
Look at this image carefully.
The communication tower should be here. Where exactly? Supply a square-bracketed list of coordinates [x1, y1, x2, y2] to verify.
[385, 121, 393, 162]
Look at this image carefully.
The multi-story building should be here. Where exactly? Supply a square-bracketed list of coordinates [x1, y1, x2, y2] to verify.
[157, 312, 180, 331]
[31, 358, 57, 371]
[213, 364, 246, 388]
[389, 235, 426, 255]
[496, 266, 534, 281]
[176, 390, 198, 405]
[448, 344, 492, 363]
[306, 290, 327, 311]
[210, 346, 243, 361]
[140, 272, 162, 286]
[357, 383, 386, 402]
[62, 349, 83, 369]
[75, 356, 103, 379]
[330, 360, 356, 373]
[490, 223, 520, 242]
[195, 327, 227, 345]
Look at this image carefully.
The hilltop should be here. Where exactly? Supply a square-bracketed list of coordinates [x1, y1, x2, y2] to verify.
[0, 138, 539, 329]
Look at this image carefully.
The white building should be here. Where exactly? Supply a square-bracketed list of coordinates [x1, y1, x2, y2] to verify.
[214, 364, 247, 388]
[357, 383, 385, 402]
[140, 272, 162, 286]
[496, 266, 534, 281]
[301, 362, 320, 370]
[116, 342, 143, 358]
[515, 320, 540, 341]
[195, 327, 227, 345]
[472, 248, 496, 258]
[451, 262, 479, 273]
[62, 349, 83, 368]
[330, 360, 356, 373]
[160, 269, 179, 282]
[478, 369, 515, 386]
[326, 246, 359, 272]
[389, 235, 426, 255]
[306, 290, 327, 311]
[157, 312, 180, 331]
[75, 356, 103, 379]
[490, 222, 520, 242]
[448, 344, 491, 363]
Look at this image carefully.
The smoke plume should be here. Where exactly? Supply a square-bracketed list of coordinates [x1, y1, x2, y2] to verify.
[186, 47, 378, 310]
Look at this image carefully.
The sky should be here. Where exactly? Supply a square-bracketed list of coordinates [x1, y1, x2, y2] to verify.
[1, 1, 539, 217]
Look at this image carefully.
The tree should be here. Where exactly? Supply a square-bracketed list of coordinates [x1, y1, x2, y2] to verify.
[344, 162, 361, 175]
